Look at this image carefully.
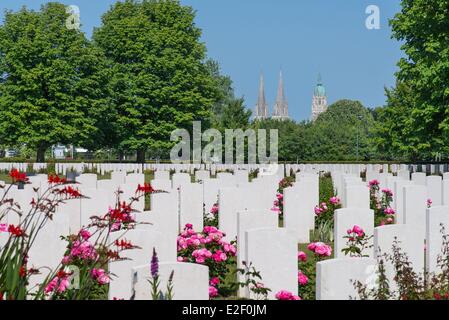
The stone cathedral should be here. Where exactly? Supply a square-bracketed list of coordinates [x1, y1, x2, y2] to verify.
[254, 72, 289, 121]
[253, 73, 328, 121]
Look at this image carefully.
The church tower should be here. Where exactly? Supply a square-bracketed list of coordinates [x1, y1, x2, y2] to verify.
[272, 71, 289, 121]
[311, 74, 328, 121]
[254, 74, 269, 120]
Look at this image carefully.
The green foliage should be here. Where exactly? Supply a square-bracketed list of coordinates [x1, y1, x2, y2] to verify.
[93, 0, 218, 161]
[0, 3, 111, 161]
[374, 0, 449, 161]
[306, 100, 375, 161]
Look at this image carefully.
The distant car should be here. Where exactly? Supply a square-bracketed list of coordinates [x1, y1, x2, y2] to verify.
[5, 149, 18, 158]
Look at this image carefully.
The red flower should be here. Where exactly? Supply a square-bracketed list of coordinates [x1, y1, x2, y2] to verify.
[115, 239, 135, 250]
[107, 250, 120, 260]
[57, 186, 82, 198]
[136, 183, 154, 194]
[19, 266, 27, 278]
[9, 169, 28, 183]
[8, 225, 24, 237]
[48, 175, 66, 185]
[57, 269, 72, 278]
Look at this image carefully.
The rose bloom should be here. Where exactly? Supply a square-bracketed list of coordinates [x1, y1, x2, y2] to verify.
[329, 196, 340, 205]
[275, 290, 301, 300]
[297, 251, 307, 262]
[384, 207, 395, 215]
[209, 286, 218, 298]
[298, 271, 308, 286]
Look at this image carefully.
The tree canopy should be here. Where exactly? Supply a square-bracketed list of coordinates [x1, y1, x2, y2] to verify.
[93, 0, 218, 162]
[0, 2, 110, 161]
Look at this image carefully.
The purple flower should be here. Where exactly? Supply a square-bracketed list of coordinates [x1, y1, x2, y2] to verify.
[151, 247, 159, 278]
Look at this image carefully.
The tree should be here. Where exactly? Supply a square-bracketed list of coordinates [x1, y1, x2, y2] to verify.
[307, 100, 375, 161]
[252, 119, 308, 162]
[0, 3, 110, 161]
[383, 0, 449, 160]
[93, 0, 218, 162]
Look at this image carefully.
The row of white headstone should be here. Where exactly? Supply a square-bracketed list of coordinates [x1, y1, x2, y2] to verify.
[1, 166, 449, 300]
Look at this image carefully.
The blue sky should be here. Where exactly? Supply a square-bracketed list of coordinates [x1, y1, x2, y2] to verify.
[0, 0, 403, 121]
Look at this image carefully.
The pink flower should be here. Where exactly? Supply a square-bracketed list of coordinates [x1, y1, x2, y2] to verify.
[297, 251, 307, 262]
[61, 256, 71, 265]
[45, 276, 70, 294]
[275, 290, 301, 300]
[384, 207, 395, 215]
[276, 193, 283, 200]
[223, 243, 236, 255]
[314, 206, 323, 215]
[386, 217, 394, 224]
[0, 224, 7, 232]
[212, 250, 227, 262]
[209, 286, 218, 298]
[177, 256, 184, 262]
[369, 179, 380, 187]
[329, 196, 340, 205]
[98, 273, 111, 285]
[352, 225, 365, 237]
[91, 268, 110, 285]
[308, 242, 332, 257]
[381, 188, 393, 197]
[321, 202, 328, 211]
[79, 229, 91, 241]
[427, 199, 433, 207]
[210, 277, 220, 287]
[298, 271, 309, 286]
[210, 204, 219, 215]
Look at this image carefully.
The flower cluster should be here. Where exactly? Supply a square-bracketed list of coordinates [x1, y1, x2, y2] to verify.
[136, 183, 154, 194]
[314, 196, 342, 226]
[9, 168, 28, 183]
[427, 198, 433, 208]
[271, 177, 294, 217]
[48, 175, 67, 185]
[368, 180, 395, 226]
[307, 242, 332, 258]
[91, 268, 110, 285]
[275, 290, 301, 300]
[177, 224, 236, 299]
[45, 270, 71, 294]
[0, 224, 25, 237]
[342, 225, 373, 258]
[204, 203, 219, 227]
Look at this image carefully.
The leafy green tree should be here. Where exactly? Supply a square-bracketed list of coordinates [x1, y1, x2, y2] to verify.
[252, 119, 308, 162]
[0, 3, 111, 161]
[205, 59, 235, 127]
[383, 0, 449, 160]
[372, 82, 414, 161]
[93, 0, 217, 162]
[219, 98, 252, 130]
[307, 100, 375, 161]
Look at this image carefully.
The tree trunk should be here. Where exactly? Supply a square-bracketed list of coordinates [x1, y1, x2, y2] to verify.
[136, 149, 146, 163]
[36, 145, 46, 162]
[118, 150, 124, 161]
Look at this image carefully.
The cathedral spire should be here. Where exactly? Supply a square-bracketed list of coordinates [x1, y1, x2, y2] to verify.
[254, 73, 268, 120]
[272, 71, 289, 120]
